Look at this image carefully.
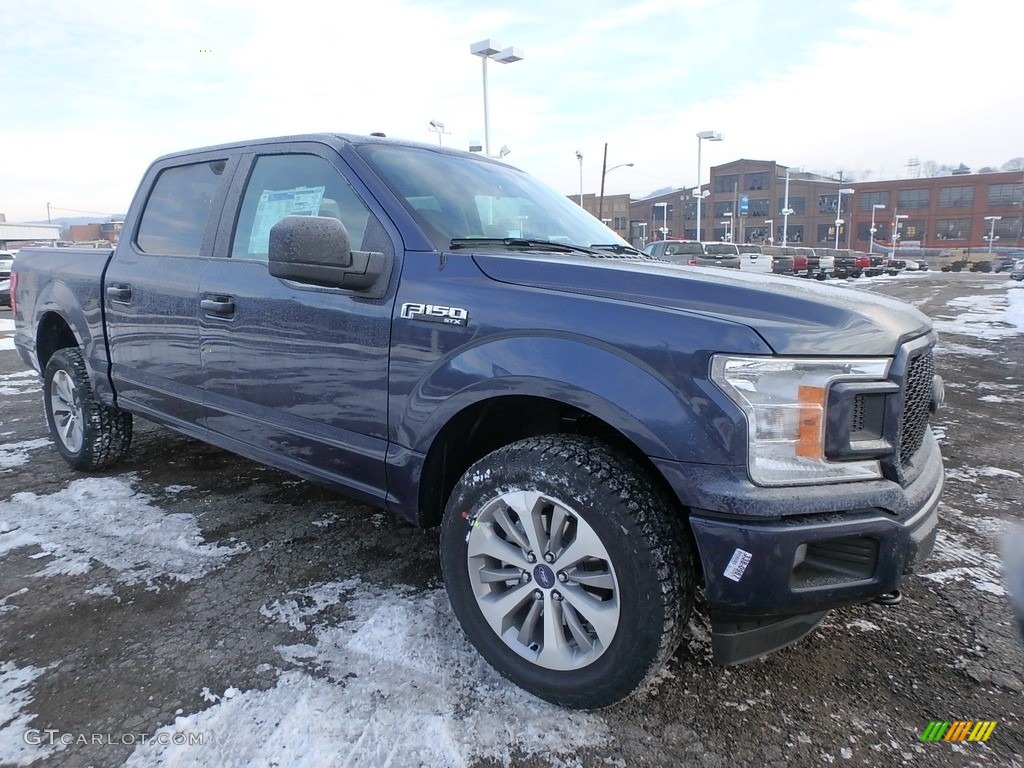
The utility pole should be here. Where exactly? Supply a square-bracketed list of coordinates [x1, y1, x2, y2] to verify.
[598, 143, 608, 221]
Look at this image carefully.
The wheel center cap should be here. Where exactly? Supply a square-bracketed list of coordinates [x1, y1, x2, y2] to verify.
[533, 564, 555, 589]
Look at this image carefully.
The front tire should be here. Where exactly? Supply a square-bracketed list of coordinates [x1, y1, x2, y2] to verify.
[44, 347, 132, 470]
[440, 435, 693, 709]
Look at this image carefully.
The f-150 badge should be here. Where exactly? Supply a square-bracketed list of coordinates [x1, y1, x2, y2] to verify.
[400, 302, 468, 326]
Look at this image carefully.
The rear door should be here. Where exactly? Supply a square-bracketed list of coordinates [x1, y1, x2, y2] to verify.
[198, 145, 399, 502]
[105, 154, 237, 432]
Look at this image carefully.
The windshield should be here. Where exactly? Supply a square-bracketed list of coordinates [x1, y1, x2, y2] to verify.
[355, 144, 631, 252]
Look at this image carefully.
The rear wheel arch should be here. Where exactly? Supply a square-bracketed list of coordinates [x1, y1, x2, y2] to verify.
[36, 311, 79, 370]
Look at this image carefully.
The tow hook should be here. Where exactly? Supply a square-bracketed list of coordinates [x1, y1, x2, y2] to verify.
[873, 590, 903, 606]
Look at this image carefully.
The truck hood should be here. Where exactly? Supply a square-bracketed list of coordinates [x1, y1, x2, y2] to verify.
[472, 253, 932, 356]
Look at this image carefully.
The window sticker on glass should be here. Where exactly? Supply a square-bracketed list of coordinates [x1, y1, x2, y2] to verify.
[247, 185, 326, 253]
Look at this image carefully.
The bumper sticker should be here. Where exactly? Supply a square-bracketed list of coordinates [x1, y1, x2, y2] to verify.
[724, 548, 753, 582]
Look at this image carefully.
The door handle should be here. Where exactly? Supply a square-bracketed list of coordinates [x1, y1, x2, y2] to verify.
[106, 284, 132, 303]
[200, 296, 235, 317]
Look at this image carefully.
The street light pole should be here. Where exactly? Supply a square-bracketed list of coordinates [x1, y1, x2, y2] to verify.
[576, 150, 583, 207]
[655, 202, 668, 241]
[985, 215, 1001, 253]
[781, 167, 793, 246]
[870, 204, 885, 253]
[599, 155, 634, 221]
[764, 219, 774, 244]
[695, 130, 722, 242]
[470, 39, 524, 158]
[835, 188, 855, 249]
[891, 213, 908, 260]
[723, 212, 733, 242]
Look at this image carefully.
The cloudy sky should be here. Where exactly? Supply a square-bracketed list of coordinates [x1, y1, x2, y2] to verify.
[1, 0, 1021, 222]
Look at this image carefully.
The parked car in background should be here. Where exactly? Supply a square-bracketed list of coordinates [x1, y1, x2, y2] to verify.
[643, 240, 704, 264]
[737, 244, 773, 273]
[794, 247, 833, 280]
[697, 242, 741, 269]
[0, 250, 15, 278]
[831, 250, 871, 278]
[862, 253, 886, 277]
[916, 260, 930, 271]
[762, 245, 808, 276]
[0, 276, 10, 307]
[1011, 258, 1024, 281]
[993, 251, 1024, 273]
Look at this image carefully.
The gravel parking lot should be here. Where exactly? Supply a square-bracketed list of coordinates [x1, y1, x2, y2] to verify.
[1, 271, 1022, 768]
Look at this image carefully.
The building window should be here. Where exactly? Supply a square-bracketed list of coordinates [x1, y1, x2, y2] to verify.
[748, 198, 770, 217]
[683, 202, 697, 220]
[897, 188, 930, 209]
[777, 196, 806, 215]
[714, 174, 739, 193]
[988, 183, 1023, 206]
[783, 224, 804, 243]
[993, 218, 1022, 238]
[713, 201, 735, 216]
[901, 220, 926, 243]
[818, 194, 838, 214]
[712, 226, 729, 241]
[935, 218, 970, 240]
[745, 171, 769, 190]
[652, 204, 674, 220]
[857, 190, 890, 211]
[938, 186, 973, 208]
[817, 222, 842, 243]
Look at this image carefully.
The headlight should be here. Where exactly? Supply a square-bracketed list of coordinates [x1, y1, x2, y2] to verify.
[711, 355, 891, 486]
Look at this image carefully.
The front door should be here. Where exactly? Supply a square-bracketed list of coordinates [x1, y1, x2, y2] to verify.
[199, 149, 397, 502]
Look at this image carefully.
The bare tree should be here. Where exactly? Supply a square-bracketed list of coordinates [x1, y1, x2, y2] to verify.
[1001, 157, 1024, 171]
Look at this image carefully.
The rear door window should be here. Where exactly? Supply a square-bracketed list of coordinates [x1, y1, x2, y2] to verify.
[136, 160, 227, 256]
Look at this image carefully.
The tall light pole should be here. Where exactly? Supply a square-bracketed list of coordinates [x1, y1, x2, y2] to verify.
[985, 215, 1001, 253]
[870, 203, 885, 253]
[723, 212, 733, 242]
[695, 130, 723, 242]
[891, 213, 909, 259]
[470, 39, 524, 158]
[764, 219, 774, 244]
[780, 166, 794, 246]
[576, 150, 584, 207]
[834, 188, 855, 249]
[655, 202, 669, 241]
[428, 120, 450, 145]
[599, 144, 634, 220]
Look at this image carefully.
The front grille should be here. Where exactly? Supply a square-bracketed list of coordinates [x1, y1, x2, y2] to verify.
[900, 351, 934, 464]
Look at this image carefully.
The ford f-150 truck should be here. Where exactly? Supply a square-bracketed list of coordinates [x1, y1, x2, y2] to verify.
[12, 133, 945, 709]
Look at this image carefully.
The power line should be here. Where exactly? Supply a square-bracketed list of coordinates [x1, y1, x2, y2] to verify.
[47, 205, 118, 216]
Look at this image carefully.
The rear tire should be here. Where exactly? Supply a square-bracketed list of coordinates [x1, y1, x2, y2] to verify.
[440, 435, 693, 709]
[44, 347, 132, 470]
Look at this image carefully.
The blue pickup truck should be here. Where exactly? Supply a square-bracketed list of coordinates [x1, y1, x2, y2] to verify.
[11, 133, 944, 708]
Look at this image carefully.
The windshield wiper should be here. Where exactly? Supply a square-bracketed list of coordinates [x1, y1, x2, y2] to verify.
[591, 243, 644, 256]
[449, 237, 599, 255]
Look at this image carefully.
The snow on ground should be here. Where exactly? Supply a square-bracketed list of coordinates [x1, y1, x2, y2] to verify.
[0, 320, 14, 332]
[932, 284, 1023, 339]
[922, 506, 1011, 597]
[0, 476, 247, 587]
[0, 339, 14, 352]
[0, 438, 51, 470]
[128, 579, 610, 768]
[0, 370, 38, 397]
[0, 661, 54, 767]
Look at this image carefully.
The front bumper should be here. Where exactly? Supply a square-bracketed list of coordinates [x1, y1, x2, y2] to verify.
[654, 429, 943, 665]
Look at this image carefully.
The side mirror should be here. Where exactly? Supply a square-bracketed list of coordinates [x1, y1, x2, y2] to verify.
[268, 215, 389, 292]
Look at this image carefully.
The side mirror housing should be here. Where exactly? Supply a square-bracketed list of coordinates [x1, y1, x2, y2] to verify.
[268, 216, 389, 293]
